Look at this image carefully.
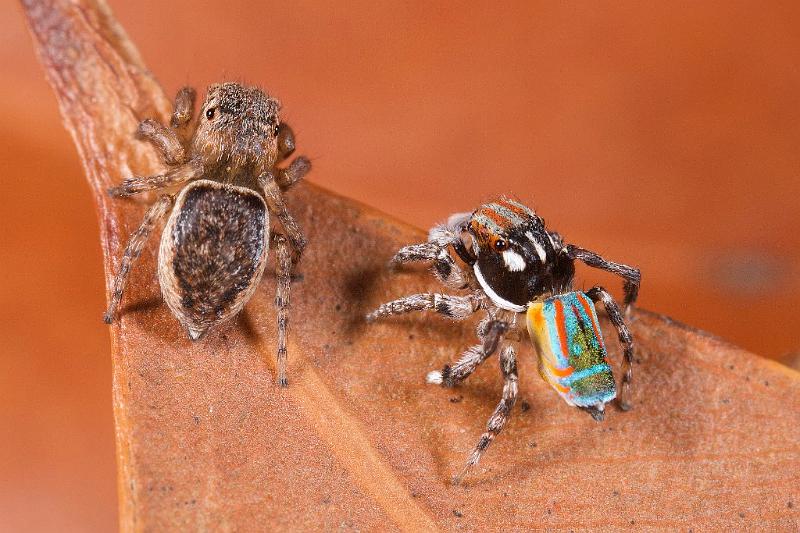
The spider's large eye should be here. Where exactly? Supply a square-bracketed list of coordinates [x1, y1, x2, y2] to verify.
[491, 237, 508, 252]
[205, 107, 216, 120]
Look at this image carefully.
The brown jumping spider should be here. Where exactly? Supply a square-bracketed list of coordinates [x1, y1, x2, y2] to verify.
[367, 198, 640, 483]
[104, 82, 310, 386]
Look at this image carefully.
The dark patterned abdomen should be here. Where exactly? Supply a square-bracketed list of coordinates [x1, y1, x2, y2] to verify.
[159, 180, 268, 339]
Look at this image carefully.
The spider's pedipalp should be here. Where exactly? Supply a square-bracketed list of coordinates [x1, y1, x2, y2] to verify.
[276, 155, 311, 191]
[137, 118, 186, 166]
[170, 86, 197, 130]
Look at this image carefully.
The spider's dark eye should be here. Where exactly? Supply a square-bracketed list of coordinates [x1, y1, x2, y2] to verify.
[205, 107, 216, 120]
[491, 238, 508, 252]
[273, 123, 280, 136]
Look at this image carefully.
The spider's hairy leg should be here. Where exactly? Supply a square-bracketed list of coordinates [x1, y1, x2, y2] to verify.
[453, 344, 518, 485]
[366, 293, 480, 322]
[389, 242, 439, 265]
[103, 195, 174, 324]
[586, 285, 634, 411]
[260, 173, 306, 263]
[169, 86, 197, 131]
[108, 159, 202, 198]
[276, 156, 311, 191]
[564, 244, 641, 311]
[390, 241, 470, 289]
[137, 119, 186, 165]
[427, 319, 507, 387]
[273, 233, 293, 387]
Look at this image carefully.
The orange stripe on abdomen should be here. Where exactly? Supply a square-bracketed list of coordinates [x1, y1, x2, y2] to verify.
[554, 299, 570, 363]
[542, 357, 574, 378]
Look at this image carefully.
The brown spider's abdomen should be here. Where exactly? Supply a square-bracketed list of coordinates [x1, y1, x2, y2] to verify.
[159, 180, 269, 340]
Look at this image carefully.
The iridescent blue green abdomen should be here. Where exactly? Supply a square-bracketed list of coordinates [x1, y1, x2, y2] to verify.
[526, 292, 617, 411]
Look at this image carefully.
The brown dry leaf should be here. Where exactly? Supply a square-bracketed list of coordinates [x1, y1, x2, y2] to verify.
[23, 0, 800, 530]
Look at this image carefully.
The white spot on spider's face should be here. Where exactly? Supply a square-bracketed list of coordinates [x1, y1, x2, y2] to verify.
[502, 249, 527, 272]
[525, 231, 548, 262]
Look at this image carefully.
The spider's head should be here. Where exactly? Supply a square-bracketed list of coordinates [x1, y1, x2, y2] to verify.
[467, 198, 561, 311]
[193, 82, 282, 170]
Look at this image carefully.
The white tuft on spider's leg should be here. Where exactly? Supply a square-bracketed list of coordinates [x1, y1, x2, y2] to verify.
[426, 370, 443, 384]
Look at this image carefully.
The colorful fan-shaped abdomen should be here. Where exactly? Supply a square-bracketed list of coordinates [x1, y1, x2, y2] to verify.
[526, 292, 616, 408]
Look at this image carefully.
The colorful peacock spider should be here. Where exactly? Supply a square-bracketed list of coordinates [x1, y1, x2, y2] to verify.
[367, 197, 641, 483]
[104, 82, 310, 387]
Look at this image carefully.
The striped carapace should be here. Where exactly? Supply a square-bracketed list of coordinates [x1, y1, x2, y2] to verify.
[368, 197, 640, 483]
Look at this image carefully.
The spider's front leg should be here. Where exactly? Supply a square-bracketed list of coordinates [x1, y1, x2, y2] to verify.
[390, 220, 475, 290]
[564, 244, 641, 311]
[108, 159, 202, 198]
[454, 343, 518, 485]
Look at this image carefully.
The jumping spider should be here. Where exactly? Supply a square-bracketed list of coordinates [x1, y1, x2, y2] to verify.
[104, 82, 310, 386]
[367, 197, 640, 483]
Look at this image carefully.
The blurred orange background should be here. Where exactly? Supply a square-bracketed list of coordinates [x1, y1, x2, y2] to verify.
[2, 1, 799, 530]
